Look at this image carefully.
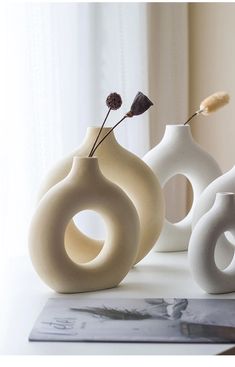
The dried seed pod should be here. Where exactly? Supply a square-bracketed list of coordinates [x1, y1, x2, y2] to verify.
[200, 91, 230, 115]
[90, 91, 154, 156]
[127, 92, 153, 117]
[106, 93, 122, 110]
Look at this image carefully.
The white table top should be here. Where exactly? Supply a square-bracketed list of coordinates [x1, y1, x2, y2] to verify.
[0, 251, 234, 355]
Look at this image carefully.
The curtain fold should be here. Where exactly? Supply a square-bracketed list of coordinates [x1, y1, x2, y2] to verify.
[148, 3, 189, 222]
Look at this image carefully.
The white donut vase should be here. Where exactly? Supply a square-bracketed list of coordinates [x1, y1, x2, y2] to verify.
[143, 124, 221, 252]
[37, 127, 164, 265]
[189, 192, 235, 294]
[29, 157, 140, 293]
[192, 166, 235, 269]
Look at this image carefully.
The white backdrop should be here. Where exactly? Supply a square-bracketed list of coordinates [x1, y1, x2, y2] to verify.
[0, 2, 188, 257]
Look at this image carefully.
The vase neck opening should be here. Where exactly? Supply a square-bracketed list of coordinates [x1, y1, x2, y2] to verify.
[214, 192, 235, 211]
[68, 156, 101, 181]
[162, 124, 193, 144]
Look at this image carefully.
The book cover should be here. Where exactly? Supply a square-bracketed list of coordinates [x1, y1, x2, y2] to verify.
[29, 298, 235, 343]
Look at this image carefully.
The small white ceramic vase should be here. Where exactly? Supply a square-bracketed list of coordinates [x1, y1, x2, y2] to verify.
[29, 157, 140, 293]
[188, 192, 235, 294]
[38, 127, 164, 264]
[192, 166, 235, 268]
[143, 124, 221, 252]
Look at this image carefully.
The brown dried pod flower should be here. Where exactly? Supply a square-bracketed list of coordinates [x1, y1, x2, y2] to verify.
[126, 91, 154, 117]
[90, 91, 154, 156]
[106, 93, 122, 110]
[89, 92, 122, 156]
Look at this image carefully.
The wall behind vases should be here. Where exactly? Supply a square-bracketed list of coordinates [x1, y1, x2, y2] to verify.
[189, 3, 235, 172]
[188, 3, 235, 211]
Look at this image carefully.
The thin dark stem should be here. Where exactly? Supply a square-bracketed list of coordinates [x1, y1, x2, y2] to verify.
[88, 108, 111, 157]
[90, 115, 128, 157]
[184, 109, 203, 125]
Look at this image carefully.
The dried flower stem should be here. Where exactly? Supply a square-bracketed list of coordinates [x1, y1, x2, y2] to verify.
[90, 115, 127, 157]
[89, 108, 111, 157]
[183, 109, 203, 125]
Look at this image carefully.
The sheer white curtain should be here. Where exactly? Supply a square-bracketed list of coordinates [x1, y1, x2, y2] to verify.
[0, 2, 150, 257]
[0, 2, 188, 258]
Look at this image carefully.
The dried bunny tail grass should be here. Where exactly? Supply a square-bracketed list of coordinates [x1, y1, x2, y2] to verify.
[184, 91, 230, 125]
[200, 92, 230, 116]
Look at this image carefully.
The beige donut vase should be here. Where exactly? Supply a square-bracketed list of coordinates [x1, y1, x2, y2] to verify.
[38, 127, 164, 265]
[29, 157, 140, 293]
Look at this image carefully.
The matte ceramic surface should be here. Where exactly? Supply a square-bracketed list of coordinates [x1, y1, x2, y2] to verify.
[38, 127, 164, 264]
[143, 124, 221, 252]
[29, 157, 140, 293]
[189, 192, 235, 294]
[192, 166, 235, 268]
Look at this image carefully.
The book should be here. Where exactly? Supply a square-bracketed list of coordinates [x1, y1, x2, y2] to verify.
[29, 297, 235, 343]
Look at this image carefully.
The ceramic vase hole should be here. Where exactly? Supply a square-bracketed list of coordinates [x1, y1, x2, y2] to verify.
[224, 231, 235, 247]
[214, 233, 235, 270]
[73, 210, 106, 241]
[164, 174, 193, 224]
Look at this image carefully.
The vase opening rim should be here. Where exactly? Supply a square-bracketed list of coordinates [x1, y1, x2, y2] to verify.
[165, 124, 190, 127]
[73, 156, 98, 161]
[216, 192, 235, 197]
[87, 126, 113, 130]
